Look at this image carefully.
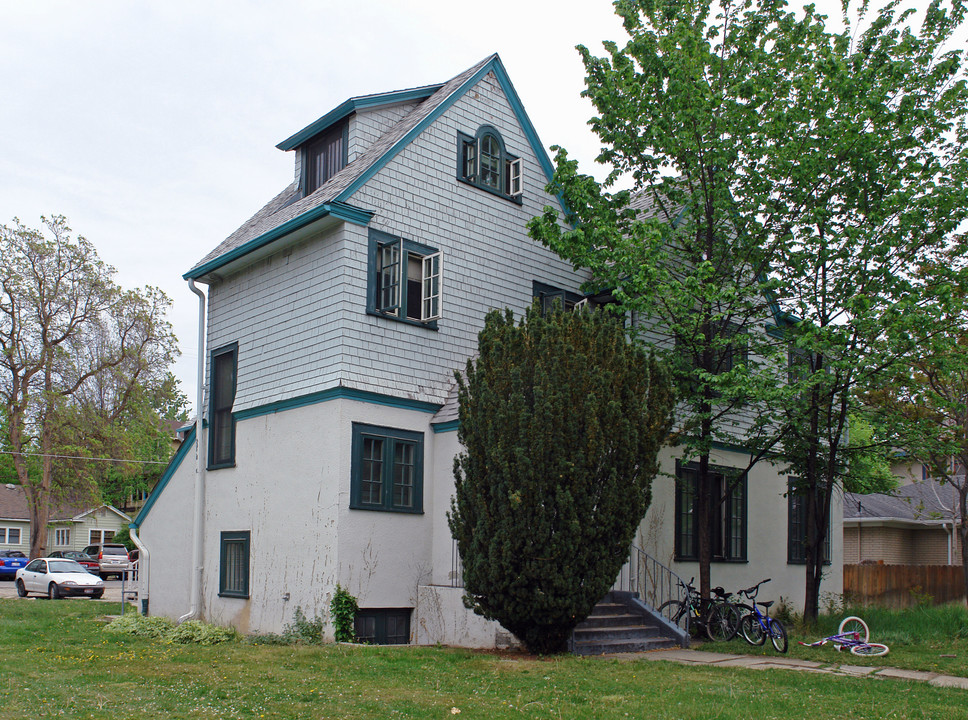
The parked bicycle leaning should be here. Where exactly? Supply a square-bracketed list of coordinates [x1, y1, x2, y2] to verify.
[737, 578, 788, 653]
[658, 578, 740, 642]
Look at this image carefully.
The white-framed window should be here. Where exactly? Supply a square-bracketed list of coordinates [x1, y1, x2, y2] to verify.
[369, 230, 443, 325]
[458, 126, 523, 201]
[1, 527, 22, 545]
[89, 529, 115, 545]
[54, 528, 70, 546]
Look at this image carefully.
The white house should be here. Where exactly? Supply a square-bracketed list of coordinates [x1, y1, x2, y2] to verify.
[133, 54, 841, 646]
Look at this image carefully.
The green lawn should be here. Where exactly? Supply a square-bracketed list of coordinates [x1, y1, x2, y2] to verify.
[1, 599, 965, 719]
[702, 602, 968, 679]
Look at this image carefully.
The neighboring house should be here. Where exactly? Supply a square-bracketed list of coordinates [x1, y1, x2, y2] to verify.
[0, 483, 131, 555]
[844, 478, 963, 565]
[133, 54, 841, 646]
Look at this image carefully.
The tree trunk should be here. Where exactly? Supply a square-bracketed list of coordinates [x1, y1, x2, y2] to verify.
[960, 485, 968, 607]
[697, 450, 713, 600]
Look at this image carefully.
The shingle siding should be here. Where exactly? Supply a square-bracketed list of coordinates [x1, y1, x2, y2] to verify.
[204, 69, 583, 413]
[350, 103, 420, 163]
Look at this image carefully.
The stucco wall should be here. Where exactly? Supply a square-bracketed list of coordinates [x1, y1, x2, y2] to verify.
[640, 446, 844, 612]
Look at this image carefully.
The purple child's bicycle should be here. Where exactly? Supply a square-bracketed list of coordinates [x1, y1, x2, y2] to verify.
[799, 616, 890, 657]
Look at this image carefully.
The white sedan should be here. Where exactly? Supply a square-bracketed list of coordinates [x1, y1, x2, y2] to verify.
[15, 558, 105, 599]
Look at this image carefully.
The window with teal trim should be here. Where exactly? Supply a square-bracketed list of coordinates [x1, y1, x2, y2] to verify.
[675, 463, 747, 562]
[354, 608, 411, 644]
[208, 343, 238, 470]
[787, 478, 830, 565]
[532, 281, 585, 315]
[219, 531, 250, 598]
[302, 120, 347, 196]
[458, 126, 522, 202]
[351, 424, 424, 514]
[368, 229, 441, 326]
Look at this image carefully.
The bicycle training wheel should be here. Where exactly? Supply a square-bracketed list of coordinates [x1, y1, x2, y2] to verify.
[705, 603, 740, 642]
[740, 614, 766, 646]
[838, 616, 869, 643]
[850, 642, 889, 657]
[768, 618, 788, 653]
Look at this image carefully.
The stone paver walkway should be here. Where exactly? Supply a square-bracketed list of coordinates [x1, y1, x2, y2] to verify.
[604, 648, 968, 690]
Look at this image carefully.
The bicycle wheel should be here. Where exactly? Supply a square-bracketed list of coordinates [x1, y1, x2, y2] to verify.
[851, 642, 889, 657]
[768, 618, 788, 653]
[658, 600, 686, 629]
[838, 616, 869, 643]
[740, 613, 766, 646]
[705, 602, 740, 642]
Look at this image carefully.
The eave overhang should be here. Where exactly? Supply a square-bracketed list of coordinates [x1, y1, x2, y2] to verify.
[275, 85, 444, 151]
[183, 201, 374, 283]
[843, 516, 959, 530]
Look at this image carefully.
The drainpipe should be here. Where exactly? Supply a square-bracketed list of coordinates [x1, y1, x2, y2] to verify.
[179, 278, 207, 624]
[129, 524, 149, 614]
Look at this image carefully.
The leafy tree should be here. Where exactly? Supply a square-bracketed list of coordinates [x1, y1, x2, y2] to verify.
[843, 413, 897, 495]
[0, 216, 179, 558]
[758, 0, 968, 620]
[54, 370, 187, 511]
[528, 0, 808, 601]
[529, 0, 968, 620]
[873, 329, 968, 605]
[448, 304, 673, 654]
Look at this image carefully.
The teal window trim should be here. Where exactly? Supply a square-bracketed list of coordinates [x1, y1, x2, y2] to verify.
[532, 280, 584, 315]
[302, 120, 348, 196]
[456, 126, 523, 204]
[367, 229, 440, 329]
[674, 461, 747, 563]
[208, 342, 238, 470]
[219, 530, 250, 598]
[787, 478, 831, 565]
[354, 608, 412, 644]
[350, 423, 424, 514]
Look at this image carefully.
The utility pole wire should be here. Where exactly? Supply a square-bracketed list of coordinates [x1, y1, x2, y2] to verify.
[0, 450, 170, 465]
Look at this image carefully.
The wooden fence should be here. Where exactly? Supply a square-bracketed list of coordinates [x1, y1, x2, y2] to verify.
[843, 564, 966, 608]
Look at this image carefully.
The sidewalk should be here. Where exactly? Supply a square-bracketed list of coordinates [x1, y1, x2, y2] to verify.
[605, 648, 968, 690]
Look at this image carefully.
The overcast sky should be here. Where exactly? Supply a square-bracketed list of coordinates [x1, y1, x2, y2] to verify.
[0, 0, 918, 414]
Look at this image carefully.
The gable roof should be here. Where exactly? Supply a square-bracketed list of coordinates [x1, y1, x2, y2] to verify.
[186, 53, 560, 282]
[844, 479, 961, 526]
[0, 483, 125, 524]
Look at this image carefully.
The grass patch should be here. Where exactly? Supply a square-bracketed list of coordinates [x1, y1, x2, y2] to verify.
[704, 602, 968, 677]
[1, 598, 966, 719]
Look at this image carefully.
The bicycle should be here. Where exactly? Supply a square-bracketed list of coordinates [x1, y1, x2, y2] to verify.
[706, 585, 741, 642]
[798, 616, 890, 657]
[737, 578, 788, 653]
[658, 578, 740, 642]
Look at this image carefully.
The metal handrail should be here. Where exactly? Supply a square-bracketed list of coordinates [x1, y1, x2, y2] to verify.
[451, 540, 464, 588]
[612, 544, 689, 626]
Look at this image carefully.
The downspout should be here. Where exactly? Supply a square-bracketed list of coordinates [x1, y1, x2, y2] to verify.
[129, 524, 149, 614]
[947, 522, 953, 566]
[179, 278, 207, 624]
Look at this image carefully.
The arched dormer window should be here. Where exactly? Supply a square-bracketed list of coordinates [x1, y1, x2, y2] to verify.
[457, 126, 522, 202]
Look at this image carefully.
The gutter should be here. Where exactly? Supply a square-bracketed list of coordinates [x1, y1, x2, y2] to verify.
[179, 278, 207, 624]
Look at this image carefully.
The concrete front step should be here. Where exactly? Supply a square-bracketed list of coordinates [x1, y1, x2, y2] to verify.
[577, 612, 648, 629]
[571, 590, 684, 656]
[573, 635, 678, 656]
[586, 602, 628, 616]
[574, 624, 664, 643]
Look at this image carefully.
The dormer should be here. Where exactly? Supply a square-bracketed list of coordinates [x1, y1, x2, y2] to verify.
[299, 120, 348, 196]
[276, 83, 444, 199]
